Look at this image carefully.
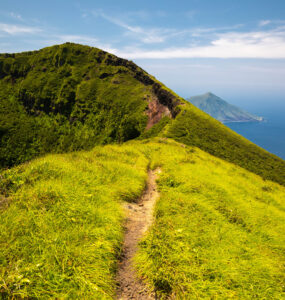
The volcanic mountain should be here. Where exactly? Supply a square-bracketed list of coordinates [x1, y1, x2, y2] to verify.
[188, 92, 263, 123]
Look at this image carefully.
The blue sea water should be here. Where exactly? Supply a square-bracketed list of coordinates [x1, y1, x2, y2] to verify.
[226, 101, 285, 160]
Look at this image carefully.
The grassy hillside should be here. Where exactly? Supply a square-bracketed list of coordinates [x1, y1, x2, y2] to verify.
[0, 43, 284, 187]
[0, 144, 148, 298]
[136, 139, 285, 299]
[0, 139, 284, 298]
[0, 43, 179, 168]
[166, 104, 285, 185]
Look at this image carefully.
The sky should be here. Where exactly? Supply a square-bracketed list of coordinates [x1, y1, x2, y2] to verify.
[1, 0, 285, 105]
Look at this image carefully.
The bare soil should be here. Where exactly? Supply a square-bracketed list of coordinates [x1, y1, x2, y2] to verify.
[116, 168, 161, 300]
[146, 97, 171, 129]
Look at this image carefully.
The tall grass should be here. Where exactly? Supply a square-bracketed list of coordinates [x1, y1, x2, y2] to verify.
[0, 145, 148, 299]
[1, 138, 284, 298]
[135, 139, 285, 299]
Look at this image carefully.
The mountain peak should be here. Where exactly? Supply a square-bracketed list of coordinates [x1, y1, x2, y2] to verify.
[1, 43, 281, 187]
[188, 93, 263, 123]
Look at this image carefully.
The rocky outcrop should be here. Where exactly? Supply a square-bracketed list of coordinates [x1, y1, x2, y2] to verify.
[152, 83, 180, 118]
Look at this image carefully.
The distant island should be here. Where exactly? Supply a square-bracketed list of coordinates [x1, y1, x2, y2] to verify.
[188, 92, 264, 123]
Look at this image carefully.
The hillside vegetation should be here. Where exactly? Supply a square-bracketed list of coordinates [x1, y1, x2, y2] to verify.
[0, 43, 284, 186]
[166, 104, 285, 185]
[0, 144, 148, 298]
[136, 139, 285, 299]
[0, 139, 284, 299]
[0, 43, 177, 167]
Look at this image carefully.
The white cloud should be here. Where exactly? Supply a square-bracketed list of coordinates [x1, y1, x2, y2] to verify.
[93, 11, 177, 44]
[2, 11, 285, 62]
[189, 24, 244, 37]
[92, 11, 244, 45]
[259, 20, 271, 27]
[0, 23, 41, 35]
[112, 28, 285, 59]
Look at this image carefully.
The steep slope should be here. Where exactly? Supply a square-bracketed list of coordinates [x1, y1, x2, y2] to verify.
[0, 43, 284, 186]
[188, 92, 263, 123]
[166, 104, 285, 185]
[0, 43, 180, 168]
[0, 139, 284, 299]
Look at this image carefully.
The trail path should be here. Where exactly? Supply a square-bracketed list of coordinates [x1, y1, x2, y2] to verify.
[116, 168, 161, 300]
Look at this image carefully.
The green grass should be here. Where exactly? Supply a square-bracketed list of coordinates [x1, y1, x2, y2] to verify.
[1, 42, 284, 188]
[1, 138, 284, 299]
[0, 43, 153, 167]
[135, 139, 285, 299]
[166, 103, 285, 186]
[0, 145, 148, 299]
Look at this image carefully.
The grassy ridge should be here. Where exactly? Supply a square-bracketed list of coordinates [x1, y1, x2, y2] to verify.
[1, 43, 285, 188]
[1, 139, 284, 298]
[166, 104, 285, 185]
[135, 139, 285, 299]
[0, 145, 148, 298]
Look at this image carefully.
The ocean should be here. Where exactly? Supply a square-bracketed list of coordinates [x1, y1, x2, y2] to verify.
[225, 101, 285, 160]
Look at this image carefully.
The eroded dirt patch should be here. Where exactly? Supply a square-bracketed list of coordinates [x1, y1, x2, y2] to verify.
[146, 98, 171, 129]
[116, 168, 161, 300]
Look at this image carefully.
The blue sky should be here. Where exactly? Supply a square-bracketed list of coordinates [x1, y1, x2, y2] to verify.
[1, 0, 285, 105]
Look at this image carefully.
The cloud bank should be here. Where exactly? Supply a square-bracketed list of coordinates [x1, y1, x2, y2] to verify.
[0, 23, 41, 35]
[113, 28, 285, 59]
[1, 10, 285, 60]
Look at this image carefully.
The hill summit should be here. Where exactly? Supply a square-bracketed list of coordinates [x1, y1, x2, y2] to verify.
[188, 92, 263, 123]
[0, 43, 284, 185]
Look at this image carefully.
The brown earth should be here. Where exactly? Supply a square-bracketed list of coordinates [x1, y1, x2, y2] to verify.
[116, 168, 161, 300]
[146, 97, 171, 129]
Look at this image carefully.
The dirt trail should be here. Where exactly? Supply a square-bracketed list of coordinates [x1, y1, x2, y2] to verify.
[116, 168, 161, 300]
